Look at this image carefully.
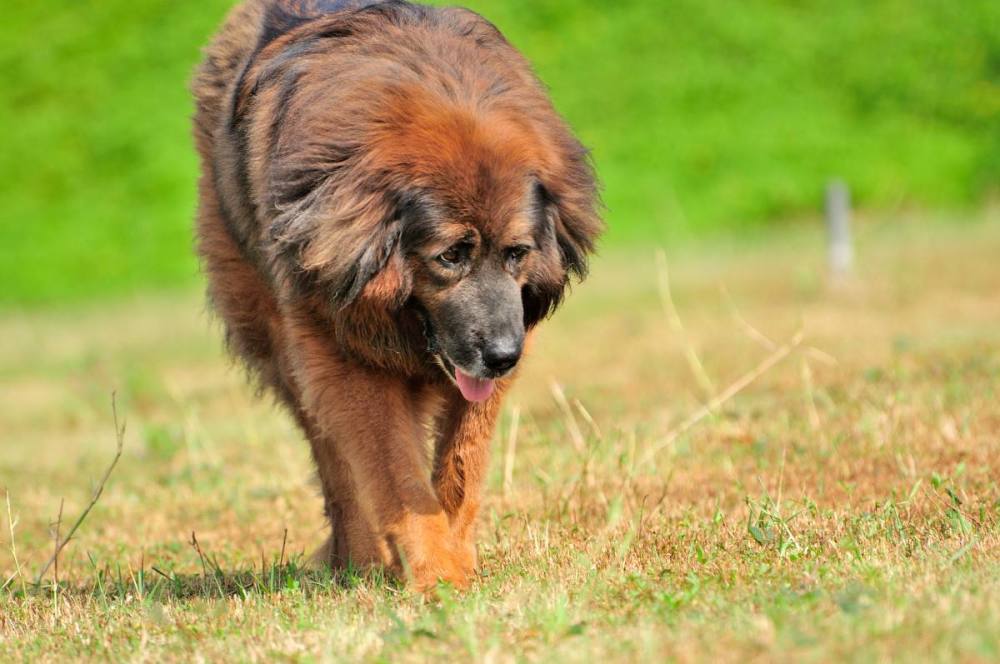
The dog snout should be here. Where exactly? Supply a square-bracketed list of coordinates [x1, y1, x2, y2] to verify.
[482, 335, 523, 375]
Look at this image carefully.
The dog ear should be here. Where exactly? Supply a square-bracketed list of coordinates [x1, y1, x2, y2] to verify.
[269, 182, 411, 310]
[538, 139, 603, 281]
[522, 155, 602, 329]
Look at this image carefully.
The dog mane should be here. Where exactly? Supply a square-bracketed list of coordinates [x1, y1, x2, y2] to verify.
[197, 0, 602, 372]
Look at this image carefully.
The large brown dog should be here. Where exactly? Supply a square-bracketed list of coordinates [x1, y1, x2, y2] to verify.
[192, 0, 601, 590]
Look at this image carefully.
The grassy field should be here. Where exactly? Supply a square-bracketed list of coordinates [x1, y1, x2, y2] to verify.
[2, 212, 998, 661]
[1, 0, 998, 304]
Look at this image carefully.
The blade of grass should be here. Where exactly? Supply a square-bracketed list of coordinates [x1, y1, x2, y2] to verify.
[35, 393, 125, 585]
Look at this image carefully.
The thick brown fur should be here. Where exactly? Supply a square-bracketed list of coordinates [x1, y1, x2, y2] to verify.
[192, 0, 601, 590]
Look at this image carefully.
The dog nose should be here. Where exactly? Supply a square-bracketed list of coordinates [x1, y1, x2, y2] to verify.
[482, 337, 522, 375]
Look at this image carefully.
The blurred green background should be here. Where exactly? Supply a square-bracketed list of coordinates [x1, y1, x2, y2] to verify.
[0, 0, 997, 307]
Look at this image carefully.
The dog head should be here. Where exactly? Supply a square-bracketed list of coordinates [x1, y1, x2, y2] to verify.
[257, 7, 602, 398]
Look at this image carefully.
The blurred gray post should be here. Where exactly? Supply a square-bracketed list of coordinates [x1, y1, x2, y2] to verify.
[825, 179, 853, 280]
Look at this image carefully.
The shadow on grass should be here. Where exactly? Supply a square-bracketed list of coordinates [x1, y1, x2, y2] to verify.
[3, 554, 399, 603]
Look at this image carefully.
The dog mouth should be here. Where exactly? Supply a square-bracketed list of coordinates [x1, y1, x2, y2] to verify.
[454, 368, 495, 402]
[418, 308, 497, 403]
[434, 354, 496, 403]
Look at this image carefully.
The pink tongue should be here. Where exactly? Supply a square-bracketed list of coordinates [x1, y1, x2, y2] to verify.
[455, 369, 495, 402]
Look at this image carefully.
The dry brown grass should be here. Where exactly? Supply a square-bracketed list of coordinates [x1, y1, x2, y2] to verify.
[1, 212, 998, 661]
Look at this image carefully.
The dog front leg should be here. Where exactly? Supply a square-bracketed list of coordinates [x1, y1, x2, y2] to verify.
[282, 314, 468, 590]
[432, 383, 508, 575]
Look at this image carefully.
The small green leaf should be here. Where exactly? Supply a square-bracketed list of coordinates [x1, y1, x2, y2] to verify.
[749, 524, 773, 545]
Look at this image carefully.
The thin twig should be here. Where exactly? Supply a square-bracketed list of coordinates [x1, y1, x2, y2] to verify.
[641, 330, 804, 465]
[502, 405, 521, 501]
[52, 498, 64, 590]
[719, 283, 782, 351]
[800, 358, 823, 432]
[776, 444, 788, 516]
[656, 250, 716, 401]
[720, 283, 837, 366]
[190, 531, 209, 579]
[573, 399, 604, 441]
[4, 490, 26, 596]
[549, 381, 587, 456]
[35, 393, 126, 585]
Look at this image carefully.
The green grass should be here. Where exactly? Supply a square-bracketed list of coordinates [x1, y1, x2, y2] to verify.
[1, 1, 998, 305]
[2, 213, 998, 660]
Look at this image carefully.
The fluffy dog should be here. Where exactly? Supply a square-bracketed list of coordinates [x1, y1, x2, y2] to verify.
[192, 0, 601, 589]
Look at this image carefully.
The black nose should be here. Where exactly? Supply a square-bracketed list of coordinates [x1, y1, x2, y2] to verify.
[482, 337, 522, 375]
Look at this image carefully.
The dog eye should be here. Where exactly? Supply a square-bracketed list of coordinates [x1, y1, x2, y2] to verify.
[506, 245, 531, 264]
[438, 244, 469, 267]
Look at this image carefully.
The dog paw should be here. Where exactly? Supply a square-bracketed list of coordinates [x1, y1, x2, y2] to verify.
[407, 535, 474, 592]
[410, 554, 470, 593]
[390, 514, 473, 591]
